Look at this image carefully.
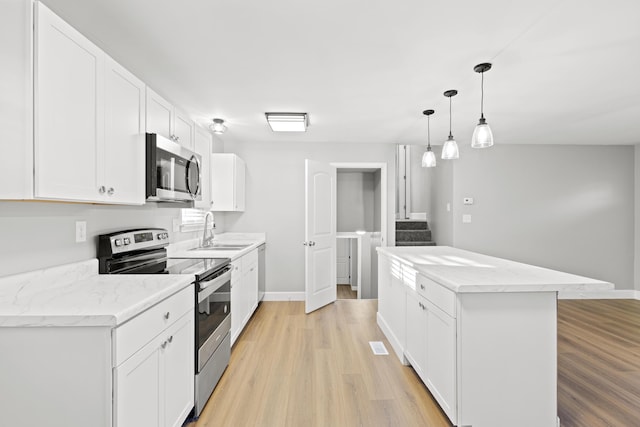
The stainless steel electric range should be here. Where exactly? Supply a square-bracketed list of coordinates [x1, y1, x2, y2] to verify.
[98, 228, 231, 417]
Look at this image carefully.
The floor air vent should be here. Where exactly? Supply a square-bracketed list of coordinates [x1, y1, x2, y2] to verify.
[369, 341, 389, 355]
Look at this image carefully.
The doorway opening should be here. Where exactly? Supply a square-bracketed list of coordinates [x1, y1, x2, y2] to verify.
[333, 163, 387, 301]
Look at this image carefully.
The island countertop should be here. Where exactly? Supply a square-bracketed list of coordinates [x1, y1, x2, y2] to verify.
[377, 246, 613, 293]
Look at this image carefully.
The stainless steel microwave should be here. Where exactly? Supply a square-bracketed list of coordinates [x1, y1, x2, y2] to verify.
[146, 133, 202, 202]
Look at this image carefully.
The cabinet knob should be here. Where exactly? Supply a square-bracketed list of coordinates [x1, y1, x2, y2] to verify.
[98, 186, 106, 194]
[107, 187, 114, 196]
[164, 312, 170, 320]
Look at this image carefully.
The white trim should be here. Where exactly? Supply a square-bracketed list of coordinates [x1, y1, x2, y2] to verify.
[262, 292, 305, 301]
[376, 312, 408, 365]
[558, 289, 639, 300]
[330, 162, 388, 247]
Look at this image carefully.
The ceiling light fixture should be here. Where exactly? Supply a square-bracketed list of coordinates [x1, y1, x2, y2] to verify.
[442, 90, 459, 160]
[265, 112, 308, 132]
[421, 109, 436, 168]
[471, 62, 494, 148]
[209, 118, 227, 134]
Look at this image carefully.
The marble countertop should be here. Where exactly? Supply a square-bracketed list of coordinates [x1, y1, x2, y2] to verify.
[167, 232, 266, 260]
[0, 259, 193, 327]
[377, 246, 613, 293]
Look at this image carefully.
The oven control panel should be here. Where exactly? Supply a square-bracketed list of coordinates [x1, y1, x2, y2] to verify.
[98, 228, 169, 257]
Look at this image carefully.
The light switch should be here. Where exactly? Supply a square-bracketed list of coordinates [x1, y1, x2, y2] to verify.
[463, 197, 474, 205]
[446, 203, 451, 212]
[462, 214, 472, 223]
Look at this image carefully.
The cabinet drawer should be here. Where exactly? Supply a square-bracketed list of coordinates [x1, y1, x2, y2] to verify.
[113, 285, 194, 366]
[417, 274, 456, 318]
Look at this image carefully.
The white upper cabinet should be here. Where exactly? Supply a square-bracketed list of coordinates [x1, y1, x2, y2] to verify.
[173, 108, 195, 150]
[33, 2, 144, 204]
[145, 88, 195, 150]
[146, 88, 173, 141]
[104, 57, 146, 204]
[211, 153, 246, 212]
[0, 0, 33, 199]
[34, 1, 105, 201]
[194, 126, 213, 209]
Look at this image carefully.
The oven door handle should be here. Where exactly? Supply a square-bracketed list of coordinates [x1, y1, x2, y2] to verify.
[198, 268, 232, 302]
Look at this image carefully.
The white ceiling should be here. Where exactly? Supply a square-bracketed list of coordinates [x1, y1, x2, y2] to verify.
[42, 0, 640, 146]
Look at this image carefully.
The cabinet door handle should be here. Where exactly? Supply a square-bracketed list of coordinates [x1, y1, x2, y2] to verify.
[420, 284, 425, 290]
[168, 335, 173, 343]
[107, 187, 114, 196]
[164, 312, 170, 320]
[98, 186, 106, 194]
[161, 341, 168, 349]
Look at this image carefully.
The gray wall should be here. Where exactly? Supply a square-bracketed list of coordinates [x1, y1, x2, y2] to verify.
[337, 172, 375, 232]
[434, 144, 634, 290]
[428, 146, 454, 246]
[0, 201, 202, 277]
[222, 140, 396, 294]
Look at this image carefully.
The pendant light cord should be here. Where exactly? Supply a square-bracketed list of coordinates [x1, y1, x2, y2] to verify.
[427, 115, 431, 149]
[448, 96, 453, 138]
[480, 71, 485, 119]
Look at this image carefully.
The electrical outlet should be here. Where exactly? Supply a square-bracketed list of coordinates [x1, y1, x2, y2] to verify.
[462, 214, 472, 224]
[75, 221, 87, 243]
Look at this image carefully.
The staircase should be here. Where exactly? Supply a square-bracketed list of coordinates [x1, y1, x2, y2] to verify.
[395, 220, 436, 246]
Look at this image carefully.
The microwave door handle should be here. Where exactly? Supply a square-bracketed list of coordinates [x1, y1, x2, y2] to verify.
[186, 155, 200, 199]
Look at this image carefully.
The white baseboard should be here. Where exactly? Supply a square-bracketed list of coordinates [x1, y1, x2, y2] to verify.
[558, 289, 640, 300]
[376, 312, 408, 365]
[262, 292, 305, 301]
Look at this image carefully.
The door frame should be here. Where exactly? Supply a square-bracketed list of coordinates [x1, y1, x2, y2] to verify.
[331, 162, 387, 248]
[331, 162, 388, 300]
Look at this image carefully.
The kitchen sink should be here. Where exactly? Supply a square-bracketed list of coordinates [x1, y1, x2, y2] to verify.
[189, 243, 252, 251]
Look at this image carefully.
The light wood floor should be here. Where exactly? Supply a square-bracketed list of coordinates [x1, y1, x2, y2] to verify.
[189, 299, 640, 427]
[337, 284, 357, 300]
[557, 299, 640, 427]
[189, 300, 451, 427]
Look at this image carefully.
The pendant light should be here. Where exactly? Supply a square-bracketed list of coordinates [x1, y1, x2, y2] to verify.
[441, 90, 459, 160]
[471, 63, 494, 148]
[421, 109, 436, 168]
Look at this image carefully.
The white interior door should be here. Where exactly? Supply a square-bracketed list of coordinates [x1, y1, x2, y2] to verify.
[305, 159, 336, 313]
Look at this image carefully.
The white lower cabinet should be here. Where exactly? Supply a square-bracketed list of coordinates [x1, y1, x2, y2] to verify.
[230, 248, 260, 345]
[404, 289, 427, 379]
[424, 298, 457, 425]
[114, 287, 195, 427]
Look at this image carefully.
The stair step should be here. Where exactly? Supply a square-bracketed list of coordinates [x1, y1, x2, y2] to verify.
[396, 220, 429, 231]
[396, 229, 432, 242]
[396, 241, 437, 247]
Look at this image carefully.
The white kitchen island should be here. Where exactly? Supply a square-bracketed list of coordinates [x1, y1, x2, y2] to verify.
[376, 246, 613, 427]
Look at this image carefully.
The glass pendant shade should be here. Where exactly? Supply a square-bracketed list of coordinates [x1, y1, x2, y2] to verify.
[441, 136, 459, 159]
[471, 117, 494, 148]
[422, 149, 437, 167]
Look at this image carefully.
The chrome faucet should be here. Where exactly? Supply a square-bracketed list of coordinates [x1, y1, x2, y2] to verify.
[202, 211, 215, 248]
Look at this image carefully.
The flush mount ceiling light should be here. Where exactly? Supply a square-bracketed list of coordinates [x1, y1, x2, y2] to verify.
[265, 112, 308, 132]
[471, 62, 494, 148]
[209, 118, 227, 134]
[421, 109, 436, 168]
[442, 90, 459, 160]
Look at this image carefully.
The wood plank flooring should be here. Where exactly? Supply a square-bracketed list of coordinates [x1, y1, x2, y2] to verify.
[337, 284, 357, 300]
[557, 299, 640, 427]
[188, 300, 451, 427]
[189, 299, 640, 427]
